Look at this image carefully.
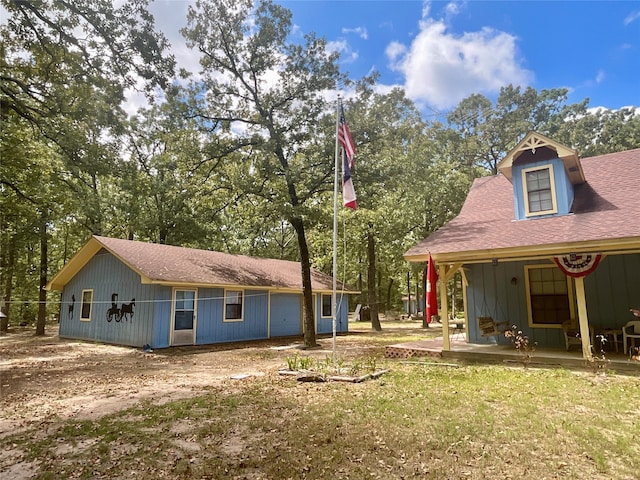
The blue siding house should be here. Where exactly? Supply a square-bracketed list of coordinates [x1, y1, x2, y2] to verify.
[405, 132, 640, 359]
[47, 236, 354, 348]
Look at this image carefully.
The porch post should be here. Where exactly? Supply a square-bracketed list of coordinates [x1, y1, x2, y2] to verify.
[439, 264, 450, 351]
[574, 276, 592, 360]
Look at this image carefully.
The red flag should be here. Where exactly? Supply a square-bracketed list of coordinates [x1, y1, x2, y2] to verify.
[424, 254, 438, 326]
[338, 105, 357, 210]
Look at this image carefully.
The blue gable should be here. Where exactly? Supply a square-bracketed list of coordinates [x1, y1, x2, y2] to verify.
[512, 155, 574, 220]
[498, 132, 585, 222]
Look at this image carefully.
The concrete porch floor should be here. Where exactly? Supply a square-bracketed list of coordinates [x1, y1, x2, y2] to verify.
[385, 336, 640, 375]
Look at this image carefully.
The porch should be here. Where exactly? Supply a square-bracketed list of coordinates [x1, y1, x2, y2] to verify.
[384, 336, 640, 375]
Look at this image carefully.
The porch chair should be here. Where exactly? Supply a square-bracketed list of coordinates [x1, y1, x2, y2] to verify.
[561, 321, 583, 351]
[477, 316, 508, 338]
[622, 320, 640, 355]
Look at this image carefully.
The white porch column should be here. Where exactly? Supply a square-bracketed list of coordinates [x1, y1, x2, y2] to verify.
[439, 264, 450, 351]
[574, 276, 593, 360]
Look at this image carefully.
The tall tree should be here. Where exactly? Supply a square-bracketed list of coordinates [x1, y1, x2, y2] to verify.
[181, 0, 344, 347]
[447, 86, 574, 174]
[1, 0, 175, 333]
[336, 83, 426, 327]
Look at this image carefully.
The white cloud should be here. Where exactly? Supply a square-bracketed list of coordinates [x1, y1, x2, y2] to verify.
[342, 26, 368, 40]
[387, 17, 532, 109]
[385, 41, 407, 63]
[327, 39, 358, 63]
[623, 10, 640, 25]
[421, 0, 431, 19]
[595, 69, 606, 84]
[444, 1, 460, 17]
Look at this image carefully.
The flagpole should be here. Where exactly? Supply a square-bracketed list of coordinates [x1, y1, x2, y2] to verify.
[332, 97, 341, 367]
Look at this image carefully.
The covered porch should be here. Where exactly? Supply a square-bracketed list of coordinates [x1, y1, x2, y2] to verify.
[384, 335, 640, 375]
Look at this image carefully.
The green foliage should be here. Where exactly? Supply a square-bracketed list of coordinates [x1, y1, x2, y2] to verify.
[285, 353, 299, 371]
[298, 355, 314, 370]
[1, 0, 638, 331]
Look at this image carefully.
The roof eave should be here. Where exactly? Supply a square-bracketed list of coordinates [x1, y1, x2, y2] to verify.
[46, 237, 102, 291]
[498, 131, 584, 184]
[404, 237, 640, 265]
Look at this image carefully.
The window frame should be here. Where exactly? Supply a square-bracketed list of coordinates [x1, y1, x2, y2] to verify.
[80, 289, 93, 322]
[224, 289, 244, 322]
[522, 164, 558, 217]
[321, 293, 332, 318]
[524, 264, 575, 328]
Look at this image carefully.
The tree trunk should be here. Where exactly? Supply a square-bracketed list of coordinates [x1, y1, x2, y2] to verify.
[386, 278, 393, 313]
[291, 216, 318, 348]
[1, 234, 16, 332]
[367, 228, 381, 331]
[35, 210, 48, 336]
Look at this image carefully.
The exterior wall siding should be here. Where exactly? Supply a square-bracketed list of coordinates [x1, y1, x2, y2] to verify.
[58, 251, 352, 348]
[152, 286, 172, 348]
[583, 253, 640, 327]
[269, 293, 302, 337]
[59, 250, 156, 348]
[195, 288, 269, 344]
[315, 293, 349, 335]
[466, 260, 566, 348]
[465, 253, 640, 349]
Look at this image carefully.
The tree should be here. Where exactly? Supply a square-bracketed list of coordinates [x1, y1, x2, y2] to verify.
[551, 105, 640, 157]
[1, 0, 175, 334]
[447, 86, 575, 174]
[181, 0, 345, 347]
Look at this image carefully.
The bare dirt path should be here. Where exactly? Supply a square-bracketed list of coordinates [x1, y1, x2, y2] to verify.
[0, 323, 399, 437]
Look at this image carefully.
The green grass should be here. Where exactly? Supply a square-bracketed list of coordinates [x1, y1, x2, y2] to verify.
[4, 364, 639, 479]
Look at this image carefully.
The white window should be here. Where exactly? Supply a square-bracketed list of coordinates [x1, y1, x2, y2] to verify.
[522, 165, 557, 216]
[80, 289, 93, 321]
[525, 265, 574, 327]
[321, 294, 332, 318]
[224, 289, 243, 322]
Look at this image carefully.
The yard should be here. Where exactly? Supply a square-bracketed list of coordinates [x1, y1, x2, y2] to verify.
[1, 319, 638, 479]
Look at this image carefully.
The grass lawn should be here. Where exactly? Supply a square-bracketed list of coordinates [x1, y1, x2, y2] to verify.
[2, 318, 638, 479]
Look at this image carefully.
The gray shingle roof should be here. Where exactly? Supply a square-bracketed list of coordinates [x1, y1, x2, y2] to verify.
[405, 148, 640, 262]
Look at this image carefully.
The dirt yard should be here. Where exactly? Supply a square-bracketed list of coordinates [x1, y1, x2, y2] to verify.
[0, 323, 405, 438]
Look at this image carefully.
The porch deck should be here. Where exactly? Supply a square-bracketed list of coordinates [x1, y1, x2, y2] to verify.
[384, 337, 640, 375]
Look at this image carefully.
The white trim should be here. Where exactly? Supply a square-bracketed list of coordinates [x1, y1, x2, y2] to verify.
[80, 289, 93, 322]
[223, 288, 244, 322]
[522, 164, 558, 217]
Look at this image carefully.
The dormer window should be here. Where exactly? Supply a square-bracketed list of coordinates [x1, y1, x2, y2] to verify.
[522, 164, 558, 217]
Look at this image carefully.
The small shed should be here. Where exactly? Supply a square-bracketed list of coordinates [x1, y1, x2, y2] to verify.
[47, 236, 355, 348]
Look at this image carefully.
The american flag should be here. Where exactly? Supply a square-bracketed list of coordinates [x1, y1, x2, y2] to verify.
[338, 105, 357, 210]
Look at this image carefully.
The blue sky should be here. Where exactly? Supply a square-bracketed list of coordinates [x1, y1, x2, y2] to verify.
[150, 1, 639, 115]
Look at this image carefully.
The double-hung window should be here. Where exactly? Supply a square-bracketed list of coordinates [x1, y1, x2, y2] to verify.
[525, 265, 573, 327]
[523, 165, 557, 216]
[224, 290, 243, 322]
